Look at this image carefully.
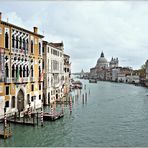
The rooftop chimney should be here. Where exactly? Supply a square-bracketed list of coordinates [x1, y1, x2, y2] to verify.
[33, 27, 38, 34]
[0, 12, 2, 21]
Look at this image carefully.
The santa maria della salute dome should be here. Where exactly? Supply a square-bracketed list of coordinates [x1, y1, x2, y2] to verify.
[90, 51, 119, 80]
[96, 51, 108, 69]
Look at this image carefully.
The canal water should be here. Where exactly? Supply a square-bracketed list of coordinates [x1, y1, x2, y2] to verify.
[1, 80, 148, 146]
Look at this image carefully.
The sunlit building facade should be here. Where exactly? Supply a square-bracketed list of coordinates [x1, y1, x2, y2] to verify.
[0, 12, 44, 116]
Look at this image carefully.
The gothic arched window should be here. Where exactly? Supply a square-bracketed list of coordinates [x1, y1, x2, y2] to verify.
[20, 66, 22, 77]
[31, 65, 33, 77]
[26, 66, 29, 77]
[16, 65, 18, 78]
[19, 37, 22, 49]
[31, 40, 34, 53]
[39, 66, 41, 78]
[5, 32, 9, 49]
[23, 66, 26, 77]
[5, 63, 9, 77]
[39, 42, 41, 55]
[26, 39, 28, 51]
[12, 65, 15, 78]
[12, 35, 15, 48]
[16, 36, 18, 49]
[23, 38, 25, 50]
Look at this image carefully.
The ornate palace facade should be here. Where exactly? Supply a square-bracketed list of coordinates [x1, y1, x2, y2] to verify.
[0, 12, 44, 116]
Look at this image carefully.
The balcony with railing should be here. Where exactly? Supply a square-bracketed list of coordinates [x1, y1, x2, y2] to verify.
[11, 77, 29, 83]
[5, 78, 12, 83]
[12, 48, 28, 55]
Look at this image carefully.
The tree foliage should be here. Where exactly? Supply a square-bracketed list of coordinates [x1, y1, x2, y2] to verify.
[134, 64, 146, 78]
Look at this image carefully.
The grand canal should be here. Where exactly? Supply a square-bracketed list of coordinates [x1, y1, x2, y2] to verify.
[1, 79, 148, 146]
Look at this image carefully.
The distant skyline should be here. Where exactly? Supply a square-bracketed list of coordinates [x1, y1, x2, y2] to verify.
[0, 1, 148, 72]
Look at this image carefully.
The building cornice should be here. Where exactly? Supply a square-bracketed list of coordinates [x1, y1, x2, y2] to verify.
[1, 21, 44, 38]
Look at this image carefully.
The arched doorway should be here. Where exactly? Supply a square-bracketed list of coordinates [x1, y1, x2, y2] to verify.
[17, 89, 24, 112]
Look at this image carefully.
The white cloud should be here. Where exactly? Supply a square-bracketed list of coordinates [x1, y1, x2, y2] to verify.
[0, 1, 148, 72]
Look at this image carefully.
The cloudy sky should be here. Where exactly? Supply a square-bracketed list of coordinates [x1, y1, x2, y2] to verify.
[0, 1, 148, 72]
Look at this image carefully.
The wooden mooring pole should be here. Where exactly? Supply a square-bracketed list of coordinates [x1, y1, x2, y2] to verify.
[82, 94, 84, 104]
[85, 92, 87, 103]
[69, 96, 72, 113]
[37, 112, 38, 125]
[4, 107, 7, 139]
[40, 108, 43, 127]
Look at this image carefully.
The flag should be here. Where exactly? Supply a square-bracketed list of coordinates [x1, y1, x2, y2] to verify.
[40, 69, 44, 81]
[21, 48, 23, 53]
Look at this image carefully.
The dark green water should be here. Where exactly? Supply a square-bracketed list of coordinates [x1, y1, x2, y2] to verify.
[1, 80, 148, 147]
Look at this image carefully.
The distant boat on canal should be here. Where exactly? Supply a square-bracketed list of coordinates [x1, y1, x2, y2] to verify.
[89, 79, 97, 83]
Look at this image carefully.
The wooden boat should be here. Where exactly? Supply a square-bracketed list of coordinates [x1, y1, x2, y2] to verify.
[43, 112, 64, 121]
[89, 79, 97, 83]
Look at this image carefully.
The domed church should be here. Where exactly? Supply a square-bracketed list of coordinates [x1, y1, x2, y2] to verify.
[90, 51, 119, 80]
[96, 51, 108, 69]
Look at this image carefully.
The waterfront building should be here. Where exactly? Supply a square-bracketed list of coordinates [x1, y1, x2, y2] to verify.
[0, 12, 44, 117]
[63, 54, 71, 97]
[109, 57, 119, 68]
[144, 60, 148, 86]
[117, 73, 126, 82]
[112, 68, 120, 81]
[90, 51, 119, 80]
[112, 67, 136, 83]
[126, 74, 139, 84]
[80, 69, 84, 79]
[146, 60, 148, 79]
[42, 41, 65, 108]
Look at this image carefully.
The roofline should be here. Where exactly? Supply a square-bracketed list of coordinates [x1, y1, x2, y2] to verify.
[64, 54, 70, 58]
[43, 40, 64, 51]
[1, 21, 44, 38]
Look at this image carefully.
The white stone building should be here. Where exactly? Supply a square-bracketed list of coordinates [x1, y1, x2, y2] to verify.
[126, 75, 140, 84]
[112, 68, 120, 81]
[63, 54, 71, 97]
[43, 41, 64, 108]
[117, 73, 126, 82]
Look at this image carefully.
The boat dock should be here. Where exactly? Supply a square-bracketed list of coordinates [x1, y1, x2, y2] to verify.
[7, 112, 38, 126]
[8, 118, 36, 126]
[43, 112, 64, 121]
[0, 123, 12, 139]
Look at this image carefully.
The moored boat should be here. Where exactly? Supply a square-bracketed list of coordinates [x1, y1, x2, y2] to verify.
[71, 81, 82, 89]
